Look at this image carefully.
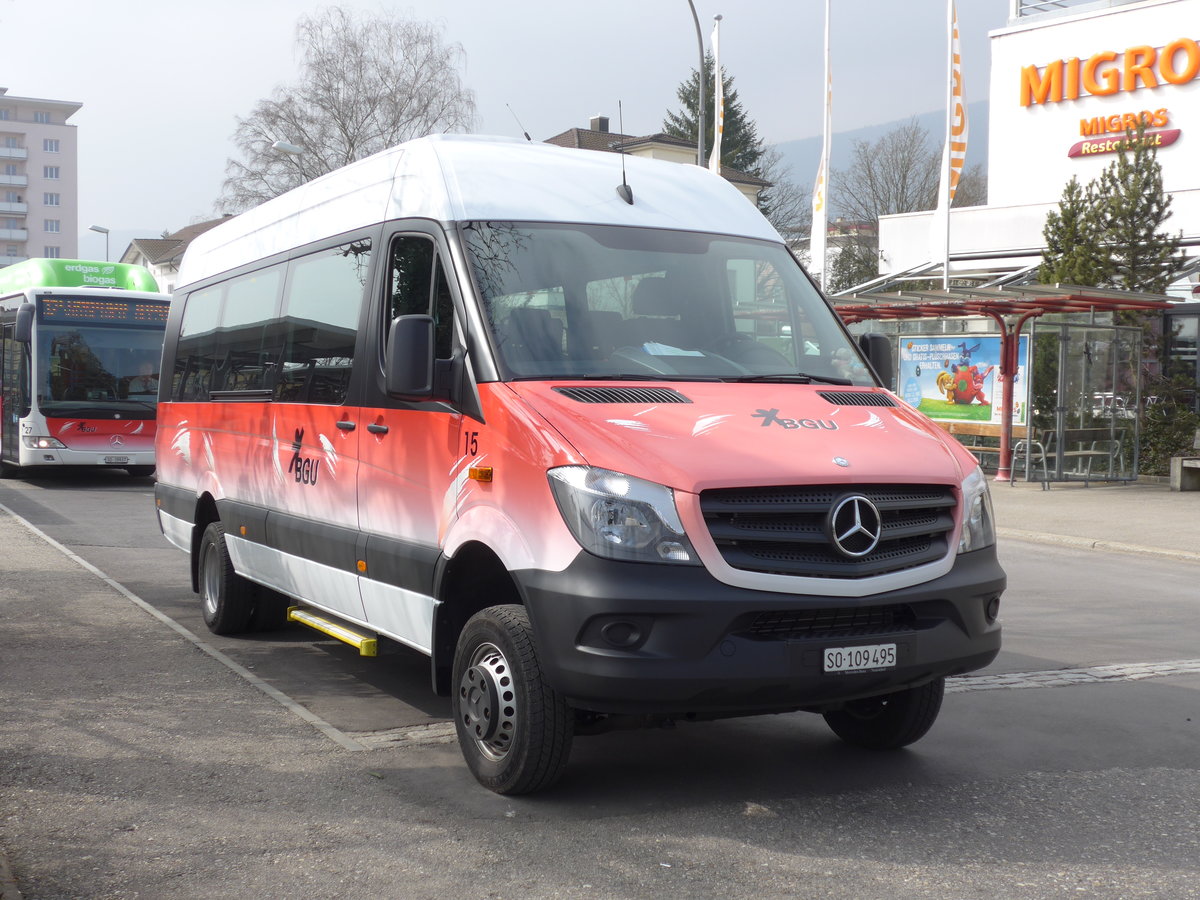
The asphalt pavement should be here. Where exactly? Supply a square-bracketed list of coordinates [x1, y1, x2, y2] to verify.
[1, 475, 1196, 899]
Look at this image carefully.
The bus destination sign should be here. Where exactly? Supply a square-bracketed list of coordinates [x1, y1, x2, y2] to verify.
[39, 295, 170, 326]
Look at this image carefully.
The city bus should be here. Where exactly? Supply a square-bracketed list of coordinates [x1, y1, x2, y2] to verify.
[0, 258, 171, 477]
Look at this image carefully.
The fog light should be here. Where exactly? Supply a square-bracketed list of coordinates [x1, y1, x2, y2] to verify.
[600, 620, 643, 648]
[984, 595, 1001, 623]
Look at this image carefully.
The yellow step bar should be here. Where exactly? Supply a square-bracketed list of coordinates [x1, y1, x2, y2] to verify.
[287, 606, 378, 657]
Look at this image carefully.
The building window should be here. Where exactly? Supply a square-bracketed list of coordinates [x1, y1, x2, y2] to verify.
[0, 110, 9, 121]
[3, 137, 17, 149]
[5, 245, 18, 257]
[43, 138, 60, 153]
[44, 246, 61, 258]
[44, 219, 60, 233]
[43, 166, 59, 179]
[34, 112, 51, 124]
[3, 165, 17, 176]
[43, 192, 59, 206]
[4, 192, 19, 203]
[4, 219, 19, 229]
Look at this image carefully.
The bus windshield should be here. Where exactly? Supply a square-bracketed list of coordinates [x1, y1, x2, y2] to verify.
[37, 324, 163, 418]
[462, 222, 874, 386]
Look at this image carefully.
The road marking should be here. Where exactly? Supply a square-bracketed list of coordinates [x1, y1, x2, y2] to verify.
[947, 660, 1200, 693]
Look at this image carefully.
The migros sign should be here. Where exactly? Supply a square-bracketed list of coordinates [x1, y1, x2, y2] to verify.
[1019, 37, 1200, 107]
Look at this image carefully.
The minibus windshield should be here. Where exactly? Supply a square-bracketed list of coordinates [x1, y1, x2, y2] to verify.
[462, 222, 874, 385]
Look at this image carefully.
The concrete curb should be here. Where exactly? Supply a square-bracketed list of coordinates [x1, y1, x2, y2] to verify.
[0, 848, 21, 900]
[997, 526, 1200, 564]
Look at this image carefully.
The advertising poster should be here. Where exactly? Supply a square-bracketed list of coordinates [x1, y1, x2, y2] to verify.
[897, 335, 1029, 424]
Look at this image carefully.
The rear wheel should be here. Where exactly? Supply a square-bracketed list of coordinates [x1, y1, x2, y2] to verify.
[198, 521, 256, 635]
[823, 677, 945, 750]
[452, 605, 573, 794]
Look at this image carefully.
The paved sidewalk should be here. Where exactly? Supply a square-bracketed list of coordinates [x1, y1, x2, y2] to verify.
[990, 476, 1200, 563]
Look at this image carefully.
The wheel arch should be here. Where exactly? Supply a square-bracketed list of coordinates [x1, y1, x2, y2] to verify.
[189, 492, 221, 594]
[431, 541, 523, 696]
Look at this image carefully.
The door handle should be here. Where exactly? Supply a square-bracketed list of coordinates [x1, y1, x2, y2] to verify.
[336, 420, 356, 431]
[367, 423, 389, 435]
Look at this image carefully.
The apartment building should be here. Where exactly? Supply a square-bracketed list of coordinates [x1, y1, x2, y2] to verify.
[0, 88, 81, 268]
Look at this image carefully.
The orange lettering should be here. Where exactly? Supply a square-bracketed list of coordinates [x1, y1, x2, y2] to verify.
[1107, 114, 1122, 131]
[1159, 38, 1200, 85]
[1065, 58, 1081, 99]
[1152, 107, 1169, 127]
[1123, 45, 1158, 91]
[1080, 117, 1103, 136]
[1021, 61, 1062, 106]
[1083, 51, 1120, 95]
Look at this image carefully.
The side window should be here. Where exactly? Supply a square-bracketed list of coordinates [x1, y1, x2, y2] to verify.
[276, 239, 371, 404]
[388, 235, 453, 361]
[174, 285, 223, 400]
[214, 268, 283, 392]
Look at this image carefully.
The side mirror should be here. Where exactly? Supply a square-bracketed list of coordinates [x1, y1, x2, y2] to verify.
[14, 303, 34, 342]
[858, 333, 895, 391]
[386, 314, 435, 399]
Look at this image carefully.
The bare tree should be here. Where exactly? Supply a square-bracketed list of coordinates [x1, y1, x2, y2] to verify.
[756, 145, 812, 246]
[218, 8, 476, 212]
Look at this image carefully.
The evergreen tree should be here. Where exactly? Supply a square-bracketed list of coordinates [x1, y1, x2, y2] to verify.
[663, 52, 764, 176]
[1094, 127, 1183, 294]
[1038, 176, 1110, 286]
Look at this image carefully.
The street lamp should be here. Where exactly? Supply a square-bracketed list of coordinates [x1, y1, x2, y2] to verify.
[270, 140, 303, 155]
[88, 224, 110, 262]
[686, 0, 705, 167]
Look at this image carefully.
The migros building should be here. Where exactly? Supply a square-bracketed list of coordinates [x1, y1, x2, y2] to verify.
[877, 0, 1200, 298]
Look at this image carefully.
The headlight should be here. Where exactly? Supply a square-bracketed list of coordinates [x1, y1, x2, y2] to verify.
[22, 435, 67, 449]
[958, 466, 997, 553]
[548, 466, 699, 565]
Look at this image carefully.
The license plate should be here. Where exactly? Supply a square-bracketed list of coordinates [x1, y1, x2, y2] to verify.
[823, 643, 897, 673]
[103, 456, 131, 465]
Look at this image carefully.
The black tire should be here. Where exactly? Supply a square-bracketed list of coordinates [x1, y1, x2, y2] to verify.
[823, 677, 945, 750]
[126, 466, 155, 478]
[198, 521, 256, 635]
[452, 605, 573, 795]
[0, 461, 20, 479]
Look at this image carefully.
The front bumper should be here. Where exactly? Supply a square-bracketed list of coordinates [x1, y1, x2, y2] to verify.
[518, 548, 1004, 715]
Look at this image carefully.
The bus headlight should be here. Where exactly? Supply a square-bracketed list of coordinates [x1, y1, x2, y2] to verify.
[548, 466, 700, 565]
[958, 467, 997, 554]
[22, 435, 67, 450]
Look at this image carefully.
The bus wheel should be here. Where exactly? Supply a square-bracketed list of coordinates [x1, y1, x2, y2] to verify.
[452, 605, 573, 794]
[0, 461, 19, 479]
[823, 677, 945, 750]
[198, 521, 255, 635]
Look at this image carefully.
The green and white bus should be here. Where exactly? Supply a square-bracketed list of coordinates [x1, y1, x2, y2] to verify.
[0, 259, 171, 477]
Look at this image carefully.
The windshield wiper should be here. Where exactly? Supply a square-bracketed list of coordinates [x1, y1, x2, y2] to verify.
[513, 373, 723, 382]
[722, 372, 855, 386]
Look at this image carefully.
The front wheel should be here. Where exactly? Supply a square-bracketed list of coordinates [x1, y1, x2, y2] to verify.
[198, 521, 256, 635]
[452, 605, 573, 795]
[823, 677, 945, 750]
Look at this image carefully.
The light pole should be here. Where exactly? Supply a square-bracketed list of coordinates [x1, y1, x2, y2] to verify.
[686, 0, 705, 167]
[88, 224, 110, 262]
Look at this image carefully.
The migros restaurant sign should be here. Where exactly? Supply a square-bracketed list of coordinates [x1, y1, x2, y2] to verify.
[1019, 36, 1197, 156]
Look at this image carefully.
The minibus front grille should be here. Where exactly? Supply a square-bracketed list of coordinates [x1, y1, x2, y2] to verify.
[553, 386, 692, 404]
[699, 484, 957, 578]
[817, 390, 898, 407]
[742, 604, 920, 640]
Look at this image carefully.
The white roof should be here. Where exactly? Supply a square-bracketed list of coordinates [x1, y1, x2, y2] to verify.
[177, 134, 779, 289]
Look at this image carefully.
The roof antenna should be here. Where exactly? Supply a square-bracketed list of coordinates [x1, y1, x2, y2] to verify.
[506, 104, 532, 142]
[615, 100, 634, 205]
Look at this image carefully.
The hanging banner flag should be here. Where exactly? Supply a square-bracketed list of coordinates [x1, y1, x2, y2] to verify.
[930, 0, 968, 287]
[709, 15, 725, 174]
[810, 0, 832, 288]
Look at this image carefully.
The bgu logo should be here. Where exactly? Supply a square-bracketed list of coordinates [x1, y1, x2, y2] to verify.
[752, 409, 838, 431]
[287, 427, 321, 485]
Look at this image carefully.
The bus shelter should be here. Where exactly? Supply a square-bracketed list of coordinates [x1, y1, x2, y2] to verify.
[834, 285, 1174, 483]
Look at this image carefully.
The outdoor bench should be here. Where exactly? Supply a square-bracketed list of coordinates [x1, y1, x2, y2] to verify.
[1169, 429, 1200, 492]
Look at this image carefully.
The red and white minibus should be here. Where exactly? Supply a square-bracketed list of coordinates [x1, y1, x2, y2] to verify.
[154, 135, 1003, 794]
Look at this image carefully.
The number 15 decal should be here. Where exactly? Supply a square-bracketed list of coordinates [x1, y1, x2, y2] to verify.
[463, 431, 479, 456]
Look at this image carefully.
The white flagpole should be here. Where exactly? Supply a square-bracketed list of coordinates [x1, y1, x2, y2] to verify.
[810, 0, 831, 289]
[709, 15, 724, 174]
[932, 0, 968, 290]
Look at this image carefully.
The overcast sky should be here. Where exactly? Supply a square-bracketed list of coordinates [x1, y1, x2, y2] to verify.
[1, 0, 1010, 259]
